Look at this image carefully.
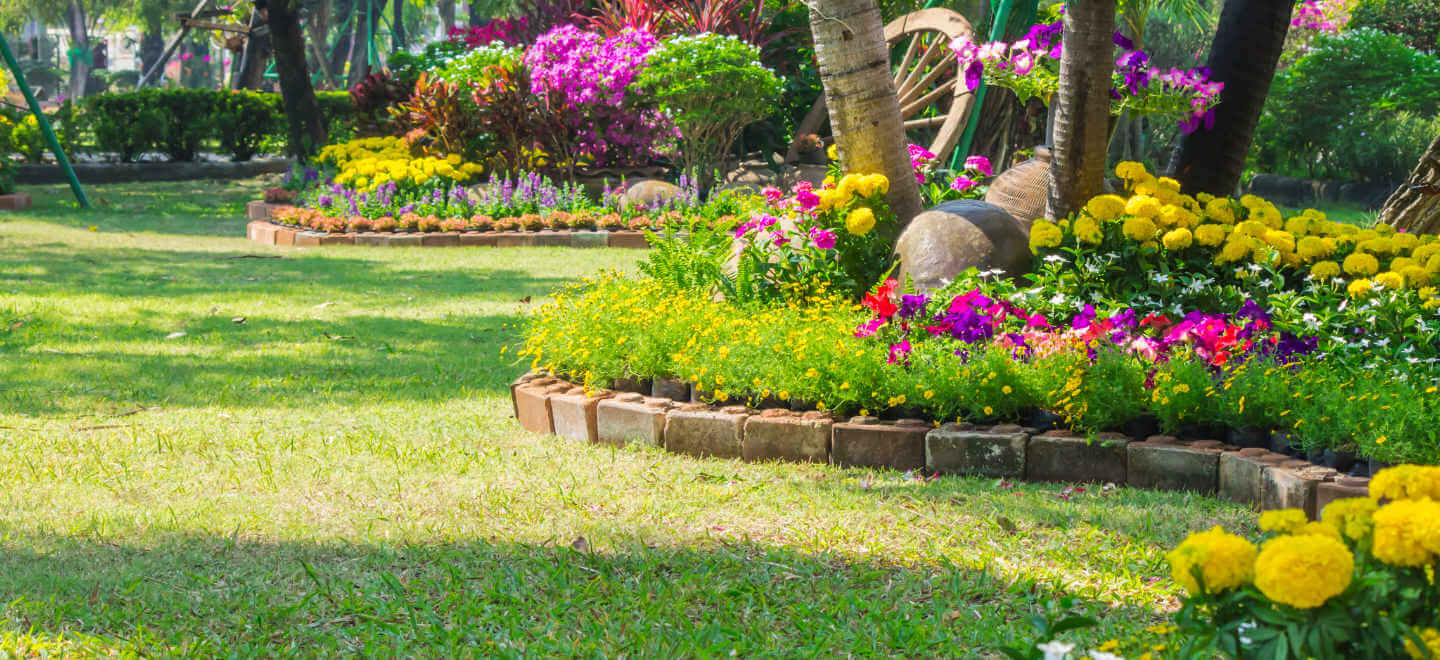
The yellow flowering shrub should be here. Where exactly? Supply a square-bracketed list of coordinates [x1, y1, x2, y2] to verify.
[1165, 526, 1256, 595]
[1321, 497, 1378, 541]
[1253, 534, 1353, 609]
[1258, 508, 1308, 534]
[317, 136, 484, 193]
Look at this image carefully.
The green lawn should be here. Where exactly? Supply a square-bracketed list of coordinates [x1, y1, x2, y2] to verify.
[0, 180, 1255, 656]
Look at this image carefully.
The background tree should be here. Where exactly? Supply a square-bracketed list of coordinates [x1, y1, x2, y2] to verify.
[1166, 0, 1293, 196]
[1046, 0, 1116, 220]
[1380, 133, 1440, 234]
[805, 0, 924, 225]
[261, 0, 327, 158]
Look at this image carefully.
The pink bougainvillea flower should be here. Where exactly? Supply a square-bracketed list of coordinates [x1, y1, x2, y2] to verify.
[762, 186, 783, 204]
[854, 317, 885, 338]
[964, 155, 993, 176]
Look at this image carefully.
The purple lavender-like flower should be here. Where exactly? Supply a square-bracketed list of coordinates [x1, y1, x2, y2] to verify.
[398, 204, 415, 215]
[317, 194, 334, 206]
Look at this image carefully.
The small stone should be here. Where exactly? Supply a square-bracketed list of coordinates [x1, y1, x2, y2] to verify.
[895, 200, 1031, 291]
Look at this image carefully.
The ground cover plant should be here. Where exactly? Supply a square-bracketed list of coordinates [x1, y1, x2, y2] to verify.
[0, 180, 1258, 655]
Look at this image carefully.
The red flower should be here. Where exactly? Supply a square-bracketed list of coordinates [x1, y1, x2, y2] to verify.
[863, 279, 900, 318]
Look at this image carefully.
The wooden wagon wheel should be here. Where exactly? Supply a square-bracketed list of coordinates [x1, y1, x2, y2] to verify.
[786, 8, 977, 166]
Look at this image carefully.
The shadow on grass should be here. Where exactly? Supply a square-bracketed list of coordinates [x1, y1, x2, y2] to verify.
[13, 181, 264, 238]
[0, 532, 1161, 655]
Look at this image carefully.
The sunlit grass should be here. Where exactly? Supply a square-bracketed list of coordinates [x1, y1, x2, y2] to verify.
[0, 180, 1254, 655]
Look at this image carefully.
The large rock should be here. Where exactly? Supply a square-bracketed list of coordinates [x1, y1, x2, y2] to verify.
[625, 179, 684, 208]
[895, 200, 1031, 291]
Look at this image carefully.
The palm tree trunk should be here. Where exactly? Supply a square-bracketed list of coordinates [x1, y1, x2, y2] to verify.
[265, 0, 328, 159]
[1167, 0, 1292, 196]
[1381, 133, 1440, 235]
[806, 0, 924, 225]
[1046, 0, 1116, 221]
[66, 0, 91, 100]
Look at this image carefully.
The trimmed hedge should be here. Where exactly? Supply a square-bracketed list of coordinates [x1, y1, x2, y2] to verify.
[82, 89, 358, 162]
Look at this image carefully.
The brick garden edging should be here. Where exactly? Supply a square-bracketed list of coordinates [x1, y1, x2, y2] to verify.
[246, 201, 659, 248]
[0, 193, 33, 211]
[511, 371, 1372, 521]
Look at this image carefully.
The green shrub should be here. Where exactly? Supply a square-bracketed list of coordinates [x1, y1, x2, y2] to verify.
[147, 88, 219, 161]
[432, 44, 523, 85]
[1254, 28, 1440, 181]
[86, 92, 165, 162]
[213, 90, 280, 162]
[636, 33, 783, 190]
[1351, 0, 1440, 51]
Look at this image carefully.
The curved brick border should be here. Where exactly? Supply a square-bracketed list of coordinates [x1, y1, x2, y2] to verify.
[511, 371, 1372, 521]
[245, 202, 659, 248]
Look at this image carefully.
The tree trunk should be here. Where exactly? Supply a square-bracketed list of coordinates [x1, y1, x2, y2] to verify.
[66, 0, 91, 100]
[1167, 0, 1292, 196]
[806, 0, 924, 225]
[265, 0, 328, 159]
[438, 0, 456, 38]
[329, 0, 355, 78]
[1381, 133, 1440, 235]
[392, 0, 405, 51]
[236, 9, 272, 90]
[345, 0, 372, 87]
[1046, 0, 1116, 221]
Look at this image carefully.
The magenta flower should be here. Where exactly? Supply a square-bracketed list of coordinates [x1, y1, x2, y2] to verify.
[963, 155, 993, 176]
[950, 176, 979, 192]
[809, 227, 837, 250]
[762, 186, 783, 204]
[855, 318, 885, 338]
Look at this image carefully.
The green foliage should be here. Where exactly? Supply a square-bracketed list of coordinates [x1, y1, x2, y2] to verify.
[1351, 0, 1440, 51]
[1255, 28, 1440, 181]
[432, 44, 524, 85]
[213, 91, 282, 162]
[636, 33, 783, 188]
[85, 92, 162, 162]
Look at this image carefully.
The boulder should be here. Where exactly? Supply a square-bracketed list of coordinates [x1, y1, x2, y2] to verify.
[778, 163, 829, 190]
[624, 179, 684, 208]
[895, 200, 1031, 291]
[719, 160, 779, 194]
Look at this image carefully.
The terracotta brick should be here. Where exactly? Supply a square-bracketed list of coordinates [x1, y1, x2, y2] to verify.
[1219, 449, 1286, 508]
[1025, 432, 1129, 483]
[925, 424, 1028, 478]
[607, 230, 650, 249]
[273, 227, 296, 246]
[665, 404, 749, 459]
[387, 233, 423, 247]
[421, 233, 460, 247]
[742, 409, 832, 463]
[1263, 463, 1340, 519]
[596, 394, 673, 448]
[509, 373, 550, 418]
[293, 231, 324, 247]
[245, 200, 270, 220]
[356, 233, 388, 247]
[532, 231, 574, 247]
[831, 417, 930, 471]
[494, 232, 534, 247]
[1127, 438, 1223, 493]
[610, 376, 652, 395]
[0, 193, 33, 211]
[459, 232, 497, 247]
[651, 378, 691, 401]
[248, 221, 277, 245]
[514, 381, 568, 435]
[550, 386, 611, 444]
[572, 231, 609, 248]
[319, 233, 355, 246]
[1316, 476, 1371, 518]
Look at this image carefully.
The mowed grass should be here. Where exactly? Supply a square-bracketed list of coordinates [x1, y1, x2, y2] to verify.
[0, 180, 1255, 656]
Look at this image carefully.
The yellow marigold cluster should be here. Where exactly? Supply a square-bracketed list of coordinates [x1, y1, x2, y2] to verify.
[1029, 219, 1064, 253]
[1370, 464, 1440, 501]
[317, 136, 483, 192]
[1166, 526, 1257, 595]
[1259, 509, 1308, 534]
[1406, 629, 1440, 660]
[820, 173, 889, 212]
[1253, 534, 1353, 609]
[845, 207, 876, 236]
[1320, 497, 1377, 541]
[1372, 498, 1440, 567]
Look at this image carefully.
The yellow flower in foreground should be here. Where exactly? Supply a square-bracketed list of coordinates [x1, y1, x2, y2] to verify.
[1115, 160, 1149, 180]
[1347, 278, 1374, 299]
[1029, 220, 1064, 253]
[1254, 533, 1353, 609]
[1073, 216, 1103, 244]
[1122, 216, 1158, 242]
[1194, 224, 1227, 247]
[1085, 194, 1127, 221]
[1372, 498, 1440, 567]
[1125, 194, 1163, 218]
[1375, 271, 1406, 290]
[1321, 497, 1377, 541]
[1405, 628, 1440, 660]
[1161, 227, 1193, 250]
[1166, 526, 1257, 595]
[1310, 260, 1342, 280]
[845, 207, 876, 236]
[1258, 509, 1308, 534]
[1344, 252, 1381, 276]
[1369, 464, 1440, 501]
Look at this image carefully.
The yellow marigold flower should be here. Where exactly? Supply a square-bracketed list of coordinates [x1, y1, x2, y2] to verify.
[1251, 204, 1283, 228]
[1309, 260, 1342, 280]
[1166, 526, 1257, 595]
[1115, 161, 1149, 180]
[1216, 238, 1251, 264]
[865, 173, 890, 195]
[826, 143, 838, 161]
[1263, 229, 1296, 253]
[1125, 194, 1163, 218]
[1085, 194, 1128, 221]
[1296, 236, 1330, 260]
[1205, 198, 1236, 224]
[1401, 265, 1431, 287]
[1412, 243, 1440, 264]
[1240, 194, 1263, 208]
[1073, 216, 1104, 244]
[1429, 254, 1440, 273]
[1405, 628, 1440, 660]
[1293, 521, 1344, 541]
[1253, 534, 1353, 609]
[1194, 224, 1227, 247]
[1347, 278, 1375, 299]
[1196, 192, 1215, 203]
[837, 174, 860, 200]
[1372, 498, 1440, 567]
[1369, 465, 1440, 501]
[1162, 227, 1193, 250]
[1391, 232, 1419, 251]
[1156, 176, 1182, 193]
[1259, 509, 1308, 534]
[1343, 253, 1381, 276]
[1236, 220, 1268, 238]
[1321, 497, 1378, 541]
[1122, 216, 1158, 242]
[1375, 271, 1406, 290]
[1029, 219, 1064, 253]
[845, 207, 876, 235]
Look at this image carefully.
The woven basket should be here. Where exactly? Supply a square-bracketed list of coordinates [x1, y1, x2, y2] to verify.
[983, 146, 1051, 231]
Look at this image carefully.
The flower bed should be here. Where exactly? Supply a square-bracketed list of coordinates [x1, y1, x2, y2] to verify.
[521, 162, 1440, 467]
